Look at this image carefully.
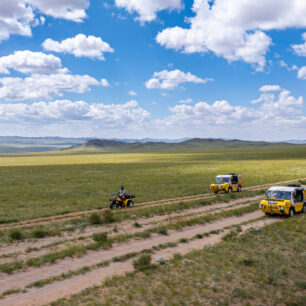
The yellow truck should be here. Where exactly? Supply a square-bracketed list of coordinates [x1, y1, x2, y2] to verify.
[210, 173, 243, 194]
[259, 185, 306, 217]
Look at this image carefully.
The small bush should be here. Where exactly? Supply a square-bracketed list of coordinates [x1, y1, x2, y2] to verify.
[157, 227, 168, 235]
[195, 234, 203, 239]
[32, 228, 49, 238]
[180, 238, 188, 243]
[88, 213, 102, 225]
[102, 210, 115, 223]
[222, 230, 238, 241]
[133, 222, 142, 228]
[135, 231, 151, 239]
[9, 229, 24, 240]
[92, 232, 108, 242]
[133, 254, 152, 272]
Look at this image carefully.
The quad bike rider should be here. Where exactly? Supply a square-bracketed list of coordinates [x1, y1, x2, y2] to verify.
[109, 185, 135, 209]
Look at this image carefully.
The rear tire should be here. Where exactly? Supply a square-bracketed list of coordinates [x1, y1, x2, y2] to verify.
[110, 203, 117, 209]
[237, 186, 241, 192]
[128, 201, 134, 208]
[289, 208, 295, 217]
[265, 213, 270, 216]
[302, 204, 306, 214]
[227, 188, 232, 193]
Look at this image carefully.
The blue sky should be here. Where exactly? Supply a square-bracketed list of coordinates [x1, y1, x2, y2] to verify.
[0, 0, 305, 140]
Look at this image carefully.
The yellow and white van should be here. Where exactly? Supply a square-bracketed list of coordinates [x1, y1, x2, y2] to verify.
[259, 185, 306, 217]
[210, 173, 243, 194]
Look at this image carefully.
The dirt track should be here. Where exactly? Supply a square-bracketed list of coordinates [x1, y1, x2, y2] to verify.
[0, 178, 303, 305]
[0, 178, 303, 230]
[0, 214, 281, 306]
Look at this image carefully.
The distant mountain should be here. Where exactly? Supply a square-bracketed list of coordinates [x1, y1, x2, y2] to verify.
[69, 137, 298, 153]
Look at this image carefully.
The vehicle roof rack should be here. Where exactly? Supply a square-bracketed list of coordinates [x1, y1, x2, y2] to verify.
[228, 173, 237, 175]
[287, 184, 301, 187]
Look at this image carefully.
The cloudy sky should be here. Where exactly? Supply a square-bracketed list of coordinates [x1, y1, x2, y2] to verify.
[0, 0, 306, 140]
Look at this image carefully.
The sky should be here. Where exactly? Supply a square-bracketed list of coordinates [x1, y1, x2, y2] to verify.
[0, 0, 306, 141]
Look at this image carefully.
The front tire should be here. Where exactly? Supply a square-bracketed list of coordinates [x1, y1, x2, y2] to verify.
[110, 203, 117, 209]
[128, 201, 134, 208]
[227, 187, 232, 193]
[289, 208, 295, 217]
[237, 186, 241, 192]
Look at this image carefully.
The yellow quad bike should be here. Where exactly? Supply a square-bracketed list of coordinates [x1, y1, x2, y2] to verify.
[259, 185, 306, 217]
[210, 173, 243, 194]
[109, 193, 135, 209]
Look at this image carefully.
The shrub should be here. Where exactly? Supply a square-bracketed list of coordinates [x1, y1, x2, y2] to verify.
[102, 210, 115, 223]
[157, 227, 168, 235]
[32, 228, 48, 238]
[133, 222, 142, 228]
[195, 234, 203, 239]
[135, 231, 151, 239]
[9, 229, 24, 240]
[133, 254, 152, 272]
[88, 213, 102, 225]
[92, 232, 108, 242]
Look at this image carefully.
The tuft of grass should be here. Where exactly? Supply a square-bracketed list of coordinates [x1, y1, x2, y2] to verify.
[157, 227, 168, 235]
[133, 222, 142, 228]
[102, 210, 115, 224]
[92, 232, 108, 242]
[9, 229, 24, 240]
[133, 254, 153, 272]
[32, 228, 49, 238]
[88, 213, 102, 225]
[135, 231, 151, 239]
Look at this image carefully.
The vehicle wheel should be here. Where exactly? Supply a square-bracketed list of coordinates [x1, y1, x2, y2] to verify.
[237, 186, 241, 192]
[128, 201, 134, 208]
[302, 204, 306, 214]
[214, 191, 218, 194]
[227, 188, 232, 193]
[110, 203, 117, 209]
[265, 213, 270, 216]
[289, 208, 295, 217]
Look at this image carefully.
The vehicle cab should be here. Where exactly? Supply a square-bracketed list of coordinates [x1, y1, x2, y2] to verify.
[259, 185, 306, 217]
[210, 173, 243, 193]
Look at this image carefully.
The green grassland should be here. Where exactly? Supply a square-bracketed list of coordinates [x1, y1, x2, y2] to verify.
[0, 146, 306, 223]
[52, 214, 306, 306]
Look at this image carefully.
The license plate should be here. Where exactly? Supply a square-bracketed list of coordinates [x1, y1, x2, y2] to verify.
[268, 200, 277, 204]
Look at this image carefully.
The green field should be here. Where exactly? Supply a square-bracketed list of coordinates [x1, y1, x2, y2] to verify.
[53, 214, 306, 306]
[0, 146, 306, 223]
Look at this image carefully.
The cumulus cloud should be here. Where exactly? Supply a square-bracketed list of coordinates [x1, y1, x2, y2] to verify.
[145, 69, 212, 90]
[114, 0, 183, 23]
[42, 34, 114, 60]
[128, 90, 137, 96]
[0, 73, 100, 101]
[101, 78, 110, 87]
[259, 85, 281, 92]
[0, 50, 63, 75]
[297, 66, 306, 80]
[0, 0, 89, 43]
[156, 0, 306, 70]
[292, 32, 306, 56]
[179, 98, 193, 104]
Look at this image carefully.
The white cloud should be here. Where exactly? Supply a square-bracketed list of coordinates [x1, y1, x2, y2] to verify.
[30, 0, 89, 22]
[0, 0, 89, 43]
[259, 85, 281, 92]
[292, 32, 306, 56]
[0, 73, 100, 101]
[42, 34, 114, 60]
[128, 90, 137, 96]
[179, 98, 193, 104]
[0, 99, 151, 137]
[156, 0, 306, 70]
[0, 50, 63, 75]
[145, 69, 212, 90]
[114, 0, 183, 23]
[101, 78, 110, 87]
[297, 66, 306, 80]
[279, 60, 298, 71]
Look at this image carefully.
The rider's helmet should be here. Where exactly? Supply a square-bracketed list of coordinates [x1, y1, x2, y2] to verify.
[121, 185, 124, 190]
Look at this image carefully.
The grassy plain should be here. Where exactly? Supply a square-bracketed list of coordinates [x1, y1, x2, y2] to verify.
[52, 214, 306, 306]
[0, 146, 305, 222]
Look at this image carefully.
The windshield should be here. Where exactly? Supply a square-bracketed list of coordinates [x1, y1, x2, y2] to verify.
[215, 177, 230, 183]
[266, 190, 291, 200]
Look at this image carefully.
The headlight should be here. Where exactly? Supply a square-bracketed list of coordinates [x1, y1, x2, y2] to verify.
[222, 186, 225, 189]
[259, 204, 262, 208]
[280, 206, 284, 211]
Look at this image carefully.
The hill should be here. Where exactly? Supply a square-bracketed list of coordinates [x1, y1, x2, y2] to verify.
[69, 138, 296, 153]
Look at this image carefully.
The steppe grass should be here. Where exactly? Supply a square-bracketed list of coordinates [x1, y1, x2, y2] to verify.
[0, 203, 260, 274]
[0, 147, 306, 222]
[51, 214, 306, 306]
